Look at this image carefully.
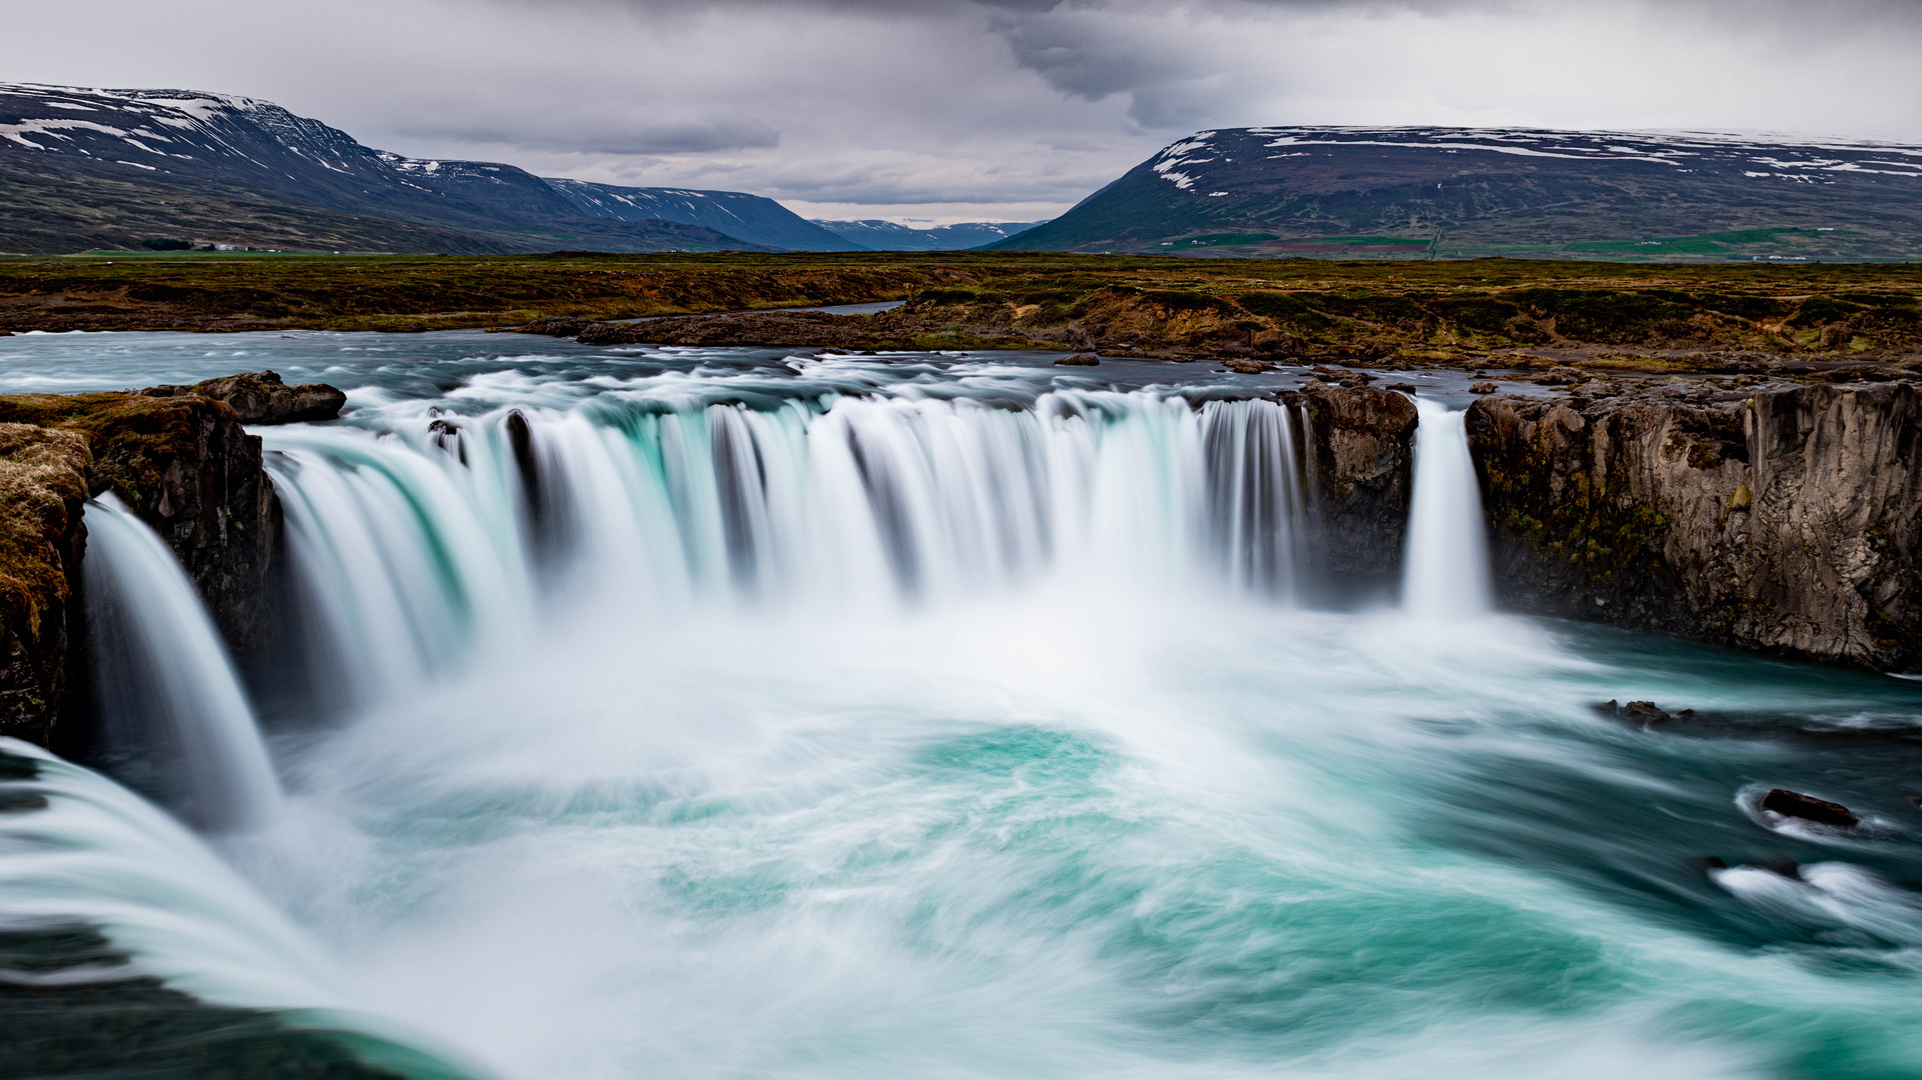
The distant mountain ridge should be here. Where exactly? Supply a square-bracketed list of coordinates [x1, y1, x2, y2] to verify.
[809, 219, 1048, 251]
[0, 83, 841, 254]
[989, 126, 1922, 260]
[548, 180, 861, 251]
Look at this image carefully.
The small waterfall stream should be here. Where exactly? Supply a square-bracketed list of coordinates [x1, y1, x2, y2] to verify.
[1402, 398, 1493, 619]
[82, 494, 281, 832]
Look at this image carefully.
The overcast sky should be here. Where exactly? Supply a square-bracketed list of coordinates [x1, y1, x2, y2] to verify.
[8, 0, 1922, 223]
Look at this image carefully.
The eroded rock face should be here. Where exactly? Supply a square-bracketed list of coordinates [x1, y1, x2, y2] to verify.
[0, 425, 91, 743]
[1468, 381, 1922, 670]
[1292, 381, 1418, 590]
[141, 371, 346, 425]
[0, 393, 281, 657]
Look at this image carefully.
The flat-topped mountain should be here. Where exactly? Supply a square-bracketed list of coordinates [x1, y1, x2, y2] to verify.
[989, 126, 1922, 260]
[0, 83, 840, 254]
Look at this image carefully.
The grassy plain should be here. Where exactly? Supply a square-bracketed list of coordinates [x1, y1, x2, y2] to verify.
[1, 252, 1918, 369]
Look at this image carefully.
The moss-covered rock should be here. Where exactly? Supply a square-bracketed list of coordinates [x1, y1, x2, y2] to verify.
[0, 425, 91, 743]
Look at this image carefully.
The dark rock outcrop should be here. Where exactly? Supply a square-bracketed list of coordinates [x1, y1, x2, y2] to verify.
[1761, 788, 1858, 827]
[1293, 381, 1418, 589]
[141, 371, 346, 425]
[1468, 381, 1922, 669]
[0, 426, 91, 744]
[515, 315, 599, 337]
[1054, 353, 1101, 367]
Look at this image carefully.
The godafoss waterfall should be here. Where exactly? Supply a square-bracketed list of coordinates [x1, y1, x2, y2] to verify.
[2, 331, 1922, 1079]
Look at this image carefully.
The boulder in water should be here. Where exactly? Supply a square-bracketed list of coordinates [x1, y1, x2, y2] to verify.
[1624, 700, 1672, 725]
[1761, 788, 1858, 827]
[1469, 381, 1499, 394]
[1055, 352, 1100, 367]
[141, 371, 345, 425]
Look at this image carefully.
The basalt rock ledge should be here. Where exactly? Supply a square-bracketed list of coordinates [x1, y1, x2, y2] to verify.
[1468, 380, 1922, 670]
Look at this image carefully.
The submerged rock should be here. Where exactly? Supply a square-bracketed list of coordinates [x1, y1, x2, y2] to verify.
[1761, 788, 1858, 827]
[141, 371, 345, 425]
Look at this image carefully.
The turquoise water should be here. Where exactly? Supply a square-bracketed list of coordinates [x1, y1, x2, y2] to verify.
[0, 332, 1917, 1079]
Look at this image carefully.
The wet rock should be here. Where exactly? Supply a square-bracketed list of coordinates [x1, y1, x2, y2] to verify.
[1761, 788, 1858, 827]
[1220, 358, 1268, 374]
[1055, 352, 1101, 367]
[1292, 381, 1418, 593]
[141, 371, 345, 425]
[428, 418, 466, 463]
[1469, 381, 1499, 394]
[1624, 700, 1671, 725]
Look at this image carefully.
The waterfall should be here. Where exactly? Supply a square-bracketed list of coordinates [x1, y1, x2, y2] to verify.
[1401, 398, 1492, 619]
[259, 390, 1310, 701]
[82, 494, 281, 831]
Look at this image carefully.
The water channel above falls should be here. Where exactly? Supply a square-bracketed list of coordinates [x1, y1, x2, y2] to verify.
[3, 330, 1922, 1079]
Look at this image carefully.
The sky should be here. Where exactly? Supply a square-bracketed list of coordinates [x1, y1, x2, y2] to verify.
[6, 0, 1922, 224]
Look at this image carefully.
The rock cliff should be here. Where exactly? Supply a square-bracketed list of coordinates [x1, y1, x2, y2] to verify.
[1467, 381, 1922, 670]
[0, 373, 345, 744]
[1291, 381, 1418, 593]
[0, 394, 279, 654]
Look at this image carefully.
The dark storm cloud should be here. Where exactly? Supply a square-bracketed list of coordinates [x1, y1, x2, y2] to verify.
[6, 0, 1922, 220]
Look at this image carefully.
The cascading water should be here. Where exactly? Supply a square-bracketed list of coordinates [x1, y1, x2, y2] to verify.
[259, 387, 1310, 699]
[1402, 397, 1493, 619]
[82, 493, 281, 832]
[2, 334, 1922, 1080]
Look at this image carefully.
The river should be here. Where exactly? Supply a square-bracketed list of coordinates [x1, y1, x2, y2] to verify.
[2, 329, 1919, 1079]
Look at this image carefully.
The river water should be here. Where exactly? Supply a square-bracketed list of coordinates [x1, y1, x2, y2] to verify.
[2, 330, 1921, 1079]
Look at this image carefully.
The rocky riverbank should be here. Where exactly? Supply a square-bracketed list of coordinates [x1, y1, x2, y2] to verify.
[0, 372, 343, 745]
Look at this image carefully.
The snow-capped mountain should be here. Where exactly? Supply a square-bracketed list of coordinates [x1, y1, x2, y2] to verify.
[991, 126, 1922, 259]
[0, 83, 810, 254]
[809, 219, 1049, 251]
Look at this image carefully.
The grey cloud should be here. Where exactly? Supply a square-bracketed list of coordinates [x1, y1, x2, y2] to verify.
[400, 120, 780, 156]
[7, 0, 1922, 221]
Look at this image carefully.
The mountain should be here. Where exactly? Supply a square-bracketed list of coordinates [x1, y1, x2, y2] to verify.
[547, 180, 860, 251]
[987, 127, 1922, 260]
[0, 83, 774, 254]
[811, 219, 1049, 251]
